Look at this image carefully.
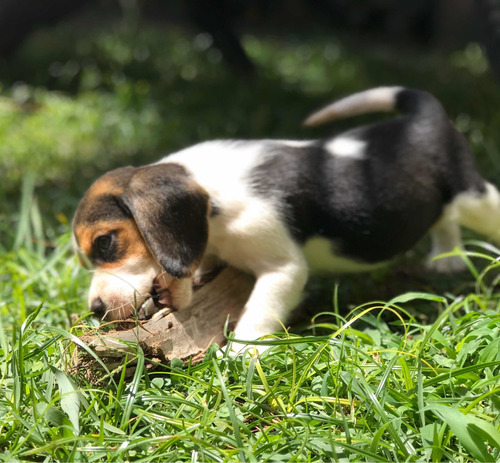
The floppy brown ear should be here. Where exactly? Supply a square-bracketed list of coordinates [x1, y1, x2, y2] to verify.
[121, 163, 209, 279]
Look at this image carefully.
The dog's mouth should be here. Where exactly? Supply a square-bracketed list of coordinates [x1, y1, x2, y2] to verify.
[152, 282, 175, 310]
[137, 278, 176, 320]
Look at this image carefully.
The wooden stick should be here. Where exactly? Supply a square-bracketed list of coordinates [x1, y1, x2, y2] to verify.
[73, 267, 255, 380]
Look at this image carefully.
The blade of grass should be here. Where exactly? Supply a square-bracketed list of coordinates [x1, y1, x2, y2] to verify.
[428, 404, 499, 462]
[14, 172, 36, 252]
[120, 349, 145, 430]
[212, 359, 247, 462]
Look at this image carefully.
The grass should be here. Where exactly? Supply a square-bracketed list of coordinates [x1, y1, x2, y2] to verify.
[1, 16, 500, 462]
[2, 220, 500, 461]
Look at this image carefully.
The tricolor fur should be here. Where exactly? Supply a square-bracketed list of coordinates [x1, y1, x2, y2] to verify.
[73, 87, 500, 348]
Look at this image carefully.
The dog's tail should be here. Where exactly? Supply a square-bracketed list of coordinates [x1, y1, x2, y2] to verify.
[303, 87, 446, 127]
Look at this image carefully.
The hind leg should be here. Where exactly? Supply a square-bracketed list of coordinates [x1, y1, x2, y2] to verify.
[455, 182, 500, 242]
[427, 214, 467, 273]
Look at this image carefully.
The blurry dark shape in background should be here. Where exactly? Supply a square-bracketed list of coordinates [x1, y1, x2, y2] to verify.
[0, 0, 94, 57]
[475, 0, 500, 81]
[0, 0, 499, 79]
[186, 0, 258, 75]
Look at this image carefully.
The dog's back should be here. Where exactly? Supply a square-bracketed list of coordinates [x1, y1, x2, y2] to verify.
[243, 88, 485, 264]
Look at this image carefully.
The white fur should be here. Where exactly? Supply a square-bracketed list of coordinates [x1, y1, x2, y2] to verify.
[325, 137, 367, 160]
[427, 182, 500, 272]
[161, 141, 262, 215]
[88, 256, 162, 320]
[279, 140, 313, 148]
[453, 182, 500, 241]
[303, 237, 384, 273]
[427, 213, 466, 273]
[303, 86, 403, 126]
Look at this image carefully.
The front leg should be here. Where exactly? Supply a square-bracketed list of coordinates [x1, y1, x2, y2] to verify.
[231, 258, 308, 350]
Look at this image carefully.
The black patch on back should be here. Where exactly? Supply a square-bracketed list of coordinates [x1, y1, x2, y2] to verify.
[395, 89, 444, 118]
[248, 117, 485, 264]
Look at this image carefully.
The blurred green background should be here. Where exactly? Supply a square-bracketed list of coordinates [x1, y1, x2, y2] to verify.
[1, 0, 500, 251]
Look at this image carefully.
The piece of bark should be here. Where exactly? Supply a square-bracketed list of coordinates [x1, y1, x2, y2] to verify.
[72, 267, 254, 382]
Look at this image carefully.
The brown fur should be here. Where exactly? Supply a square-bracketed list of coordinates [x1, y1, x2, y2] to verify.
[74, 219, 152, 270]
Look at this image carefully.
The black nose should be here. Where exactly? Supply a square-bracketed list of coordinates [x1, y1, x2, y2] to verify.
[90, 297, 106, 318]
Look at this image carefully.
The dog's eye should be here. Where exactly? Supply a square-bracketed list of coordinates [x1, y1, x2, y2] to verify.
[91, 232, 120, 263]
[95, 234, 113, 252]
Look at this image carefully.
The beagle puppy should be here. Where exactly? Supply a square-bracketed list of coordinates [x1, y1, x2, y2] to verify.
[73, 87, 500, 346]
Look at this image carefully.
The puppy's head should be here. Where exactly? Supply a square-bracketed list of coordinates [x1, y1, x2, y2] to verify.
[72, 163, 209, 321]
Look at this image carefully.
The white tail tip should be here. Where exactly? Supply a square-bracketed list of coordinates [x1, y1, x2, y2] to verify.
[303, 86, 403, 127]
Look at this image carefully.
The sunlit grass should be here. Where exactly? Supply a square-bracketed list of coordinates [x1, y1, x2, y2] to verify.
[1, 237, 500, 461]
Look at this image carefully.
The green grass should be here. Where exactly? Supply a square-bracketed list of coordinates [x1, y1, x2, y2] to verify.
[1, 18, 500, 462]
[2, 222, 500, 461]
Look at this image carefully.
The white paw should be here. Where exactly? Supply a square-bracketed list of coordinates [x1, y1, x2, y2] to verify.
[426, 254, 467, 273]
